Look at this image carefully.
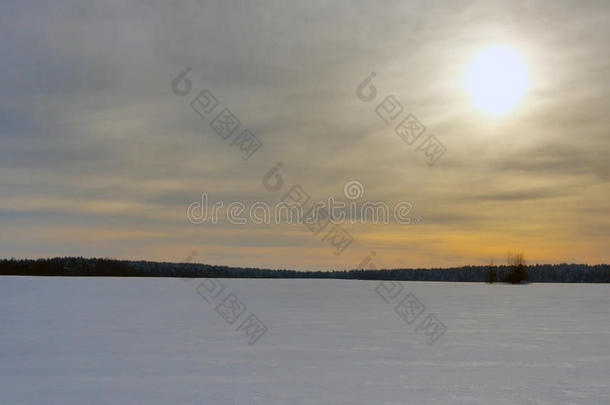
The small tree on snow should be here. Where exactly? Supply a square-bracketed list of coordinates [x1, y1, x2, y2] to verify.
[485, 259, 497, 284]
[505, 252, 527, 284]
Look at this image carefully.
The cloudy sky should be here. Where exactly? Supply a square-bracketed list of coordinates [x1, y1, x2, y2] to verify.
[1, 0, 608, 269]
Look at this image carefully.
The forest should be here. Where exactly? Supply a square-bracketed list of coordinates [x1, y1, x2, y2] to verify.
[1, 257, 609, 283]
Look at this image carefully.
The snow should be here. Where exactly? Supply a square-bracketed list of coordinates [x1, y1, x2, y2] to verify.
[1, 277, 609, 404]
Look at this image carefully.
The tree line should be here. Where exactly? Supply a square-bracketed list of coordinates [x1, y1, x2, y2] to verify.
[1, 257, 609, 283]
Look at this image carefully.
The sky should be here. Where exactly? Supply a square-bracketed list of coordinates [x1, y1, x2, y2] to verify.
[0, 0, 608, 269]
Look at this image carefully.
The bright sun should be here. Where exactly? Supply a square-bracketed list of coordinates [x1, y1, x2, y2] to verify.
[464, 45, 529, 116]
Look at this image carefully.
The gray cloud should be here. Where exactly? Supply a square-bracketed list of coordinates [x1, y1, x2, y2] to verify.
[1, 0, 608, 267]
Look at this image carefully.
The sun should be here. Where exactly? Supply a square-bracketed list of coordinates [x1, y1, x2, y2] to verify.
[464, 45, 529, 116]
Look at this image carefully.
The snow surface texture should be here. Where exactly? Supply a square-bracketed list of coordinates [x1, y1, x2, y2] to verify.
[1, 277, 609, 404]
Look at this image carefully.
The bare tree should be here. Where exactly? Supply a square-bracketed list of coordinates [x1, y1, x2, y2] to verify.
[485, 258, 496, 284]
[505, 252, 527, 284]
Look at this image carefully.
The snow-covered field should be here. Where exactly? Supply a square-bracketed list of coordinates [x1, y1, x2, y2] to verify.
[1, 277, 609, 404]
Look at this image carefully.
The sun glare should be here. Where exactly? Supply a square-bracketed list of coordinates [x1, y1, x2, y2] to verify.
[464, 45, 529, 116]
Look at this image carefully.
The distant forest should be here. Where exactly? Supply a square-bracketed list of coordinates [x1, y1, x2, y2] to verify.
[1, 257, 609, 283]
